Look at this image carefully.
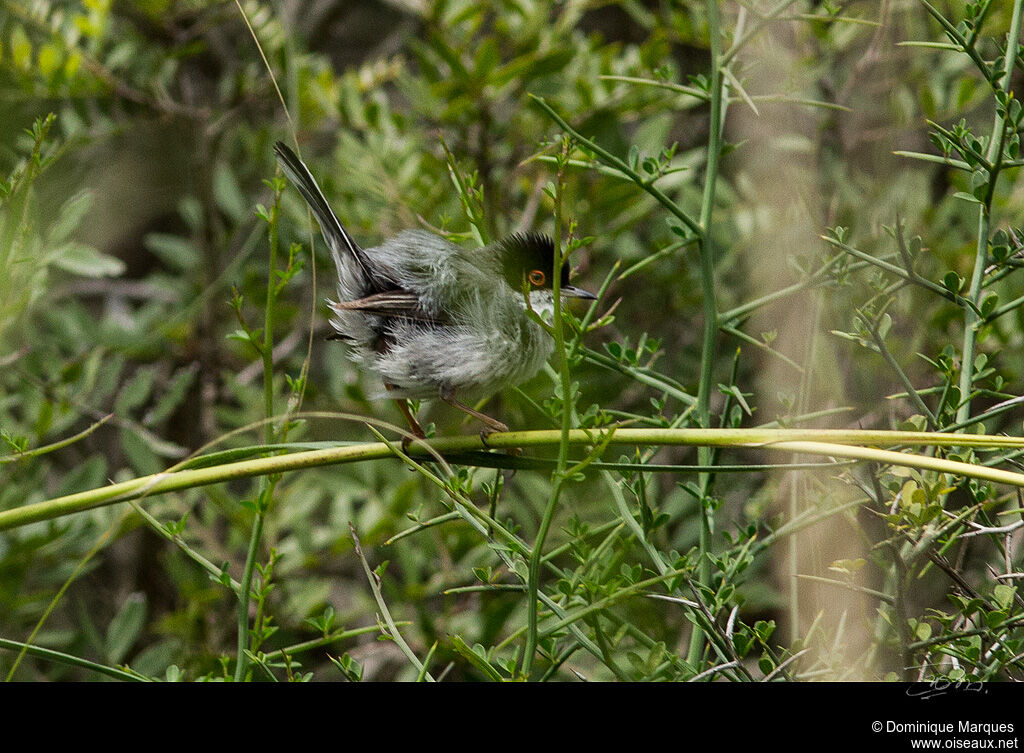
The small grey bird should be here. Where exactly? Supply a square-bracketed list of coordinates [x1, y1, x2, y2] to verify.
[273, 141, 595, 439]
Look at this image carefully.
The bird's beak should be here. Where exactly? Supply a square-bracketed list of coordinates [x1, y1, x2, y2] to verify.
[560, 285, 597, 300]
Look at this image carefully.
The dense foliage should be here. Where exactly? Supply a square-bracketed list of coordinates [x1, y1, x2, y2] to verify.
[1, 0, 1023, 682]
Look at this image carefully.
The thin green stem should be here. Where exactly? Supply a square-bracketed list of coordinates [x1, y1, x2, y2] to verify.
[350, 524, 435, 681]
[688, 0, 724, 668]
[720, 324, 804, 373]
[536, 566, 691, 642]
[965, 0, 996, 47]
[0, 638, 147, 682]
[917, 0, 994, 86]
[788, 295, 823, 643]
[860, 313, 937, 428]
[567, 259, 620, 361]
[616, 238, 696, 282]
[580, 346, 695, 406]
[439, 134, 488, 246]
[0, 413, 113, 464]
[234, 482, 271, 682]
[528, 94, 703, 238]
[523, 478, 562, 678]
[926, 120, 992, 171]
[0, 113, 55, 271]
[822, 235, 980, 314]
[130, 501, 242, 592]
[721, 0, 801, 66]
[796, 574, 895, 604]
[262, 193, 280, 441]
[523, 139, 573, 679]
[956, 0, 1024, 426]
[718, 254, 844, 323]
[959, 225, 991, 419]
[5, 512, 125, 681]
[893, 150, 971, 171]
[600, 75, 709, 102]
[423, 450, 617, 674]
[234, 185, 283, 682]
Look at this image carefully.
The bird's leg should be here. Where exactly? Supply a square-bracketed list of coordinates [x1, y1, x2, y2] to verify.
[385, 383, 426, 450]
[439, 385, 509, 440]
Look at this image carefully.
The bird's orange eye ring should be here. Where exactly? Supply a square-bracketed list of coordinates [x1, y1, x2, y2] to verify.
[528, 269, 546, 286]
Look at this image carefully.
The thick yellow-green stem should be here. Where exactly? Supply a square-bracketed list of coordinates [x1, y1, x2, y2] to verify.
[7, 428, 1024, 532]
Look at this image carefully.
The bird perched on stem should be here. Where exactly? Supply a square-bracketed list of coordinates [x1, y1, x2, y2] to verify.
[273, 141, 594, 441]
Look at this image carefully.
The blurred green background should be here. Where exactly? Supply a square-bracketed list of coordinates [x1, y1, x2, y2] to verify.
[1, 0, 1023, 681]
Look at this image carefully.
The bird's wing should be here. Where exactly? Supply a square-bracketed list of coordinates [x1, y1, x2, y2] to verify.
[331, 291, 444, 324]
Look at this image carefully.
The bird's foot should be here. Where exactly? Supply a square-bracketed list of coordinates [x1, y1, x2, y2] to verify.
[439, 387, 520, 454]
[480, 422, 522, 455]
[388, 387, 426, 452]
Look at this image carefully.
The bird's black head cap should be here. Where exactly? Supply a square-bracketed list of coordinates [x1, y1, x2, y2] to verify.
[497, 232, 570, 293]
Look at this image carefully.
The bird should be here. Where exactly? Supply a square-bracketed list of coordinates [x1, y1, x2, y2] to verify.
[273, 141, 595, 441]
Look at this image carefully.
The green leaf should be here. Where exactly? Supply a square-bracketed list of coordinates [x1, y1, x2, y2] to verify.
[116, 366, 157, 414]
[914, 620, 932, 641]
[54, 455, 107, 497]
[11, 24, 32, 69]
[38, 43, 63, 78]
[955, 76, 976, 110]
[48, 191, 93, 245]
[144, 364, 199, 426]
[494, 48, 574, 86]
[330, 653, 363, 682]
[50, 242, 125, 277]
[105, 593, 147, 665]
[828, 558, 866, 574]
[449, 635, 504, 681]
[753, 620, 776, 642]
[733, 631, 753, 658]
[993, 584, 1016, 610]
[118, 427, 162, 475]
[213, 162, 246, 221]
[984, 609, 1006, 629]
[145, 233, 199, 271]
[942, 271, 964, 293]
[952, 191, 982, 204]
[877, 312, 892, 339]
[131, 638, 180, 677]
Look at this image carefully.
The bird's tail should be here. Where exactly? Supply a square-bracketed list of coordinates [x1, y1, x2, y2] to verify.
[273, 141, 370, 276]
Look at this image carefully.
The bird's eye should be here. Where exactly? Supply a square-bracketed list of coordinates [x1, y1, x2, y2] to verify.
[528, 269, 546, 286]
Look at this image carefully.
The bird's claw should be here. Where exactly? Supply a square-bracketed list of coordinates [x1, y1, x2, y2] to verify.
[479, 424, 520, 455]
